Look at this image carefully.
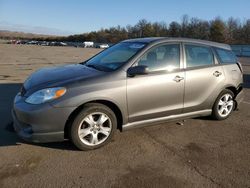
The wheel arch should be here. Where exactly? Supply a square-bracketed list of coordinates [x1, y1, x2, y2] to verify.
[64, 99, 124, 139]
[214, 85, 241, 111]
[225, 86, 237, 97]
[224, 84, 243, 110]
[223, 83, 243, 96]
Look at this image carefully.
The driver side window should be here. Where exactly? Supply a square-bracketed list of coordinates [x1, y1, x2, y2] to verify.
[137, 44, 180, 72]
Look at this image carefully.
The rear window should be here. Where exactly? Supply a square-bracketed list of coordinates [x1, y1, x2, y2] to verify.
[215, 48, 237, 64]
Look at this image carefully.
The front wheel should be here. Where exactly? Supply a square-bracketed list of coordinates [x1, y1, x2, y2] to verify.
[212, 89, 235, 120]
[70, 103, 117, 150]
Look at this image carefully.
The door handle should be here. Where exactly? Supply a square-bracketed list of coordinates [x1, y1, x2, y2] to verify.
[213, 71, 222, 77]
[173, 75, 184, 82]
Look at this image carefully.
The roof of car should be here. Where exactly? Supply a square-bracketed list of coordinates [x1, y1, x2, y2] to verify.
[123, 37, 231, 50]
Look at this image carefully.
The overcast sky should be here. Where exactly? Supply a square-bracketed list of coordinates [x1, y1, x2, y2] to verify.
[0, 0, 250, 36]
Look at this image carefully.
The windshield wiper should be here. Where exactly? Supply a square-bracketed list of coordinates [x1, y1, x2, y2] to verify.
[85, 63, 114, 72]
[85, 64, 101, 70]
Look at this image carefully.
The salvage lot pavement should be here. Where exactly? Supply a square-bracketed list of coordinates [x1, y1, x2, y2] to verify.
[0, 44, 249, 188]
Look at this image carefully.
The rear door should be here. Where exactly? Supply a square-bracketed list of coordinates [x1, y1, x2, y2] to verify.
[214, 47, 243, 87]
[127, 43, 185, 122]
[183, 43, 226, 112]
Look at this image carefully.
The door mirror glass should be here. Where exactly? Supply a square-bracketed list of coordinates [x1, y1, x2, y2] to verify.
[127, 65, 149, 77]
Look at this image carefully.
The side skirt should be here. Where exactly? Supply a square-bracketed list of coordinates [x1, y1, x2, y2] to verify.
[122, 109, 212, 131]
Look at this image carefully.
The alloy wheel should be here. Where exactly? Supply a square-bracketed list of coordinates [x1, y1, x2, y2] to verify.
[78, 112, 112, 146]
[217, 93, 234, 117]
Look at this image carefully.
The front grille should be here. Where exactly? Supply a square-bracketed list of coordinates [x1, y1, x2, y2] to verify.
[20, 85, 26, 96]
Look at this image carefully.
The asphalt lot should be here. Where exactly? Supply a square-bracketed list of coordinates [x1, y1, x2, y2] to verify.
[0, 44, 249, 188]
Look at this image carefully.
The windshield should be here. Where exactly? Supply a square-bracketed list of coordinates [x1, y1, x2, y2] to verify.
[85, 42, 146, 71]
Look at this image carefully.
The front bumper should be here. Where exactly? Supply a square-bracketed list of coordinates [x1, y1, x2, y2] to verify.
[12, 110, 65, 143]
[12, 93, 75, 143]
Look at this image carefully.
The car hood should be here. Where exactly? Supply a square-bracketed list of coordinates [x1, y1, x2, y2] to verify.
[23, 64, 102, 91]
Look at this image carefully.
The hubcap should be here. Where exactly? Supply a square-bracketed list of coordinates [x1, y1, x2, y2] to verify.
[217, 93, 234, 117]
[78, 112, 112, 146]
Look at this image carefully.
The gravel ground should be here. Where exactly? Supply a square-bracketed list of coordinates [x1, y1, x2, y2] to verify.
[0, 44, 249, 188]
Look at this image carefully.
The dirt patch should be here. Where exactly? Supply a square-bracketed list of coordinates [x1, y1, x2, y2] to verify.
[0, 156, 42, 186]
[112, 166, 192, 188]
[0, 75, 10, 78]
[185, 142, 204, 153]
[183, 142, 208, 165]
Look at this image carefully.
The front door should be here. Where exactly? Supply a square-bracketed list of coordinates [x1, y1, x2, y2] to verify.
[126, 43, 185, 122]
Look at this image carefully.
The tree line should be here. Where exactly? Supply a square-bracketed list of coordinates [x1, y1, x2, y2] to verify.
[6, 15, 250, 44]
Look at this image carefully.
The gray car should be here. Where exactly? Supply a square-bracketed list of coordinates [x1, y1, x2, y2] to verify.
[12, 37, 244, 150]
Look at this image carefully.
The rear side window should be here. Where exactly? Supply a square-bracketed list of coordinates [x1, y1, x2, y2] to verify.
[185, 44, 214, 68]
[215, 48, 237, 64]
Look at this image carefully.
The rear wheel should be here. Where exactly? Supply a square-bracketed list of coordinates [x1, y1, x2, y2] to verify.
[212, 89, 235, 120]
[70, 103, 117, 150]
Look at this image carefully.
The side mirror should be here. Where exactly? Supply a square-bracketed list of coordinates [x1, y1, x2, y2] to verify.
[127, 65, 149, 77]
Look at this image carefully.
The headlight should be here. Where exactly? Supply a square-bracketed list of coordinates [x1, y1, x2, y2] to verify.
[25, 87, 66, 104]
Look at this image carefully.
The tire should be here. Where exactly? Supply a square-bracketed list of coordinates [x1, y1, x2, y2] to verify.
[70, 103, 117, 150]
[212, 89, 235, 120]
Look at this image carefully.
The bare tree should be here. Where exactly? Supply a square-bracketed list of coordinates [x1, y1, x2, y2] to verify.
[210, 17, 226, 43]
[168, 21, 181, 37]
[181, 14, 189, 37]
[37, 16, 250, 44]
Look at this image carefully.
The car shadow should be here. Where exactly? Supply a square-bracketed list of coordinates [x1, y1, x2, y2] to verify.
[0, 83, 77, 151]
[243, 74, 250, 88]
[0, 83, 22, 147]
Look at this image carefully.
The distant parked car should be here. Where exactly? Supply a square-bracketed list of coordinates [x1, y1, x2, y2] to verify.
[98, 44, 109, 49]
[20, 40, 28, 45]
[40, 41, 50, 46]
[60, 42, 67, 46]
[27, 40, 38, 45]
[48, 41, 67, 46]
[12, 37, 244, 150]
[15, 40, 22, 44]
[83, 41, 94, 48]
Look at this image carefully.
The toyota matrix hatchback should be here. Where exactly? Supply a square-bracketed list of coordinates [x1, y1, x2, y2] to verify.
[12, 38, 244, 150]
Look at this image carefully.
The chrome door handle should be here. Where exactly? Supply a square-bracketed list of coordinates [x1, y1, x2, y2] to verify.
[213, 71, 222, 77]
[173, 75, 184, 82]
